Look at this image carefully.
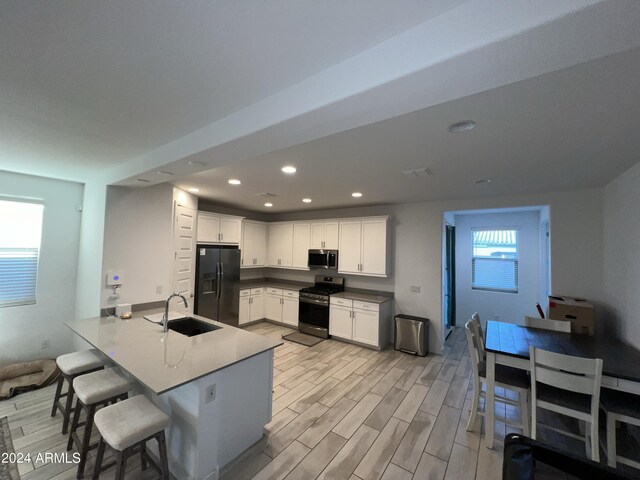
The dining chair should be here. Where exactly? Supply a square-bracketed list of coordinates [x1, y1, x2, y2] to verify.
[465, 320, 530, 435]
[523, 316, 571, 333]
[529, 346, 603, 461]
[470, 313, 485, 359]
[601, 388, 640, 469]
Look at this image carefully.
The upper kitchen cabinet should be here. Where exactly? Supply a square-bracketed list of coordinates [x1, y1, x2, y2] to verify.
[268, 223, 294, 267]
[241, 220, 267, 267]
[310, 221, 339, 249]
[292, 223, 311, 269]
[338, 217, 389, 276]
[196, 212, 243, 244]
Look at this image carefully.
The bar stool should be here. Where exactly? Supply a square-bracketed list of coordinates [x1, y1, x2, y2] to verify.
[52, 349, 105, 434]
[67, 368, 131, 478]
[92, 395, 171, 480]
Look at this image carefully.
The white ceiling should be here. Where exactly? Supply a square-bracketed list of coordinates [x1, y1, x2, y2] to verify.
[0, 0, 465, 180]
[174, 47, 640, 213]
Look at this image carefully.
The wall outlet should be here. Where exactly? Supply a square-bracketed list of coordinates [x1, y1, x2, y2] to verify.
[156, 285, 163, 294]
[410, 285, 421, 293]
[41, 340, 50, 349]
[206, 384, 216, 404]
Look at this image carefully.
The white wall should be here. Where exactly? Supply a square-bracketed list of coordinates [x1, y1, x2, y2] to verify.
[0, 171, 84, 365]
[271, 187, 603, 353]
[603, 161, 640, 343]
[454, 210, 541, 327]
[101, 184, 175, 308]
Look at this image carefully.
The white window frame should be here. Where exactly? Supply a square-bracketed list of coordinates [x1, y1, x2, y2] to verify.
[0, 197, 44, 308]
[471, 228, 519, 294]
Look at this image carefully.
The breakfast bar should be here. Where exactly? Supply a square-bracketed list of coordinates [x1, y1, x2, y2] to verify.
[65, 312, 282, 480]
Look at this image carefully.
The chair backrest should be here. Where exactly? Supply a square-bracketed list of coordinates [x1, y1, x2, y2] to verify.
[464, 320, 483, 382]
[529, 345, 603, 409]
[523, 316, 571, 333]
[469, 313, 485, 358]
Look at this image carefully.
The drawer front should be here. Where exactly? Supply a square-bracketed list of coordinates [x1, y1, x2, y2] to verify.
[283, 290, 299, 298]
[353, 301, 379, 312]
[331, 297, 353, 308]
[251, 287, 264, 295]
[240, 289, 251, 297]
[267, 288, 282, 296]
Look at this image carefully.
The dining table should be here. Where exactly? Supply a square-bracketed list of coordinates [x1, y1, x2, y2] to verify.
[483, 320, 640, 449]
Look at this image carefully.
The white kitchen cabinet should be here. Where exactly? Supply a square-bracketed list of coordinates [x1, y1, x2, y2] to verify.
[265, 292, 283, 322]
[197, 212, 243, 244]
[282, 296, 299, 327]
[329, 298, 392, 349]
[352, 308, 380, 346]
[329, 304, 353, 340]
[310, 221, 339, 249]
[338, 217, 389, 276]
[292, 223, 311, 269]
[241, 221, 267, 267]
[268, 224, 294, 268]
[238, 288, 265, 325]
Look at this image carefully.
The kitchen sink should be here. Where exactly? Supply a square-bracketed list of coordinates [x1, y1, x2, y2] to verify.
[168, 317, 222, 337]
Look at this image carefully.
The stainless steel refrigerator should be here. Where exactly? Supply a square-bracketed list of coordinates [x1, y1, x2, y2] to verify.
[194, 245, 241, 326]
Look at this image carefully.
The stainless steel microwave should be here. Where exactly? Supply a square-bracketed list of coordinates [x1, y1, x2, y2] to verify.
[308, 249, 338, 270]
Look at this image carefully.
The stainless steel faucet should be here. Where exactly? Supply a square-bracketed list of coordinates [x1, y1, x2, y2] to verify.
[163, 293, 188, 333]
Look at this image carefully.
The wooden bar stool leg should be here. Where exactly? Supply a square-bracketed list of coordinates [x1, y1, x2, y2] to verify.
[67, 398, 83, 452]
[92, 438, 106, 480]
[77, 404, 96, 478]
[51, 375, 64, 417]
[62, 376, 76, 435]
[140, 442, 147, 471]
[157, 431, 170, 480]
[114, 449, 129, 480]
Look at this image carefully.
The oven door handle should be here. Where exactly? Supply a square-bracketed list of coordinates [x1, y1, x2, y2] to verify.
[299, 297, 328, 306]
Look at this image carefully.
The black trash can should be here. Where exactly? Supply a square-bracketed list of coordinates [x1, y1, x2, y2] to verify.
[394, 314, 429, 356]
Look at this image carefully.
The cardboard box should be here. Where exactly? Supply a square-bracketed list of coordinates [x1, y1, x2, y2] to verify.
[547, 295, 594, 335]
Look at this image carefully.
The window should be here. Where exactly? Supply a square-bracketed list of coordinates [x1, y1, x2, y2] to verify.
[0, 199, 44, 308]
[472, 229, 518, 293]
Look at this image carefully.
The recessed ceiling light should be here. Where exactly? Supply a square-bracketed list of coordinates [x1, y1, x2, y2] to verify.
[135, 178, 150, 183]
[156, 170, 173, 176]
[188, 187, 200, 193]
[302, 198, 312, 203]
[475, 179, 492, 184]
[188, 161, 206, 167]
[448, 120, 476, 133]
[228, 179, 241, 185]
[264, 202, 273, 207]
[281, 166, 297, 174]
[352, 192, 363, 198]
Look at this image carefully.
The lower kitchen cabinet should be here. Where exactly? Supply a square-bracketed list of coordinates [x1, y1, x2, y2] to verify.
[329, 304, 353, 340]
[265, 288, 299, 326]
[329, 298, 392, 349]
[239, 288, 265, 325]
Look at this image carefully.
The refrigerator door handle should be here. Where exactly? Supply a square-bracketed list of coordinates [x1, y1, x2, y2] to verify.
[218, 262, 224, 300]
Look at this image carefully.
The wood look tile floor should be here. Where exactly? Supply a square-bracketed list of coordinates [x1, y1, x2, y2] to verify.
[0, 324, 513, 480]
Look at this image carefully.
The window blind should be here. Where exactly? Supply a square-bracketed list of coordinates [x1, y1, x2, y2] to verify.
[0, 199, 43, 308]
[472, 229, 519, 294]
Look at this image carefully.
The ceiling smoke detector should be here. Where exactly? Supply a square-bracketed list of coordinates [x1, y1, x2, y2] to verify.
[401, 168, 433, 178]
[448, 120, 476, 133]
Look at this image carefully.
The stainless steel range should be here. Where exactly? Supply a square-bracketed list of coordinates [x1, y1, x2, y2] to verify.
[298, 275, 344, 338]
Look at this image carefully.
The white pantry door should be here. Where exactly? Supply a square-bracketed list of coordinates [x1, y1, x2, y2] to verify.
[173, 202, 196, 314]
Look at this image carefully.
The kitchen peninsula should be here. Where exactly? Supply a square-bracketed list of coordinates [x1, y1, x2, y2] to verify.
[65, 311, 282, 480]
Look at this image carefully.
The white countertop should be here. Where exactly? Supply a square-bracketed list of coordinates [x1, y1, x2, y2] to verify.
[65, 310, 282, 395]
[331, 291, 392, 304]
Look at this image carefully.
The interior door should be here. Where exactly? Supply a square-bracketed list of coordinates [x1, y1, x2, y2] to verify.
[173, 202, 195, 314]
